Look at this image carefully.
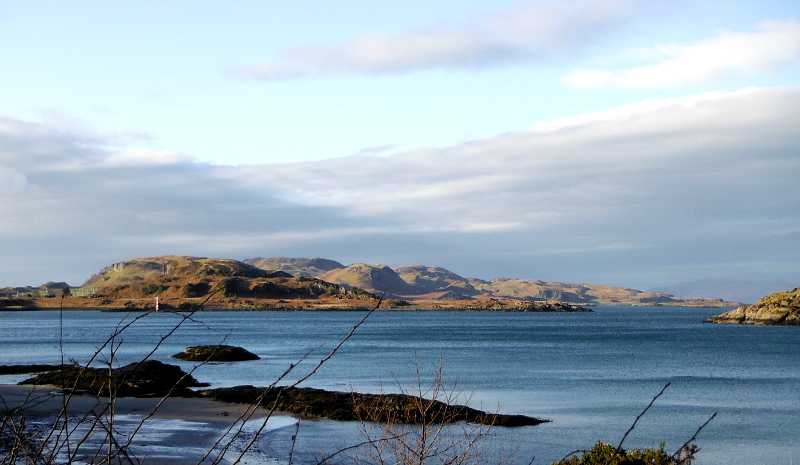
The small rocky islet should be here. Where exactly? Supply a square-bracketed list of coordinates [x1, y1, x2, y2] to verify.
[172, 344, 260, 362]
[706, 286, 800, 325]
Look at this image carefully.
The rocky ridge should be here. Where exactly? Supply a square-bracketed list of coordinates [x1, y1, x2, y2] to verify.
[705, 286, 800, 325]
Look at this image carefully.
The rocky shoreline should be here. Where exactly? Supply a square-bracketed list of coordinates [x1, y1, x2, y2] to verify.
[706, 286, 800, 325]
[0, 302, 591, 312]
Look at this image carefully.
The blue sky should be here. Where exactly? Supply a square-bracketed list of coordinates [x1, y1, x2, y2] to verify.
[1, 0, 799, 291]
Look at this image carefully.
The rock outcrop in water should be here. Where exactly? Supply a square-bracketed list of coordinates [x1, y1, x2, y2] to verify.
[197, 385, 547, 426]
[706, 286, 800, 325]
[20, 360, 208, 396]
[173, 345, 260, 362]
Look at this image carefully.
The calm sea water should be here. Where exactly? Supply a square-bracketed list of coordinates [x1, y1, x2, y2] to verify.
[1, 307, 798, 464]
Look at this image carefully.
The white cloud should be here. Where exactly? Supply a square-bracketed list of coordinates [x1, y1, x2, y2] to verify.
[228, 0, 657, 80]
[1, 87, 798, 288]
[564, 20, 800, 89]
[101, 149, 195, 168]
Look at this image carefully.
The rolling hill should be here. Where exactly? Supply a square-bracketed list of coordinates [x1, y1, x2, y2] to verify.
[247, 257, 738, 306]
[1, 255, 741, 310]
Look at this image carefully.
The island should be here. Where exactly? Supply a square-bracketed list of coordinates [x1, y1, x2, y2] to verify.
[1, 255, 740, 312]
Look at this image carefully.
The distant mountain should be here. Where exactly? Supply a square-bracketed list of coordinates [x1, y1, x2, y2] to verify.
[650, 280, 795, 304]
[394, 265, 480, 299]
[319, 263, 419, 297]
[707, 286, 800, 325]
[473, 279, 699, 306]
[246, 257, 737, 306]
[243, 257, 344, 277]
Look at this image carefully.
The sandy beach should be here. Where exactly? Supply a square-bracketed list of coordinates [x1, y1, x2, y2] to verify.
[1, 383, 297, 464]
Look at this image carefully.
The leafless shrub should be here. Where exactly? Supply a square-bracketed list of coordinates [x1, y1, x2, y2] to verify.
[319, 355, 511, 465]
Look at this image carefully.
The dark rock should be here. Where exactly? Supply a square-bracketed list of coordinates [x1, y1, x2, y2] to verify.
[0, 298, 38, 309]
[20, 360, 207, 396]
[172, 345, 260, 362]
[0, 364, 66, 375]
[513, 301, 591, 312]
[196, 385, 547, 427]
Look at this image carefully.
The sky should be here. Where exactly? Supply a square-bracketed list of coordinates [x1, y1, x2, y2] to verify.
[1, 0, 799, 291]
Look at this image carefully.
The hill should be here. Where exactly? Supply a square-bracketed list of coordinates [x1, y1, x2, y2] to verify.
[394, 265, 480, 299]
[706, 286, 800, 325]
[319, 264, 419, 297]
[3, 255, 740, 310]
[20, 256, 379, 310]
[242, 257, 344, 277]
[83, 256, 283, 287]
[247, 257, 738, 306]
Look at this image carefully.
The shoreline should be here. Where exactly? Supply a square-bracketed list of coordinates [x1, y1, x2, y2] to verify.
[0, 383, 276, 424]
[1, 383, 289, 465]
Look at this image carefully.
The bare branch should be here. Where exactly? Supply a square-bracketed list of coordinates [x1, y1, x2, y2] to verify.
[617, 382, 670, 452]
[673, 412, 716, 463]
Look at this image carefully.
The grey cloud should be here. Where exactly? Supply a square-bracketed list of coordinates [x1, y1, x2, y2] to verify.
[228, 0, 661, 80]
[1, 87, 799, 289]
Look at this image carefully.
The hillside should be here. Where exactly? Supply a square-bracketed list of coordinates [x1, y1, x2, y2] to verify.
[706, 286, 800, 325]
[249, 257, 737, 306]
[2, 255, 740, 310]
[319, 264, 420, 296]
[83, 256, 283, 287]
[395, 265, 480, 299]
[22, 256, 380, 310]
[242, 257, 344, 277]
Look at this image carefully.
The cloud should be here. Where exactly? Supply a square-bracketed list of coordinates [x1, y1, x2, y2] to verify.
[1, 87, 798, 288]
[354, 144, 396, 157]
[564, 20, 800, 89]
[228, 0, 658, 80]
[0, 165, 28, 196]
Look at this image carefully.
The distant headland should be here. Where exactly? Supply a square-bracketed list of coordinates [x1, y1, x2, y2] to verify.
[0, 255, 741, 311]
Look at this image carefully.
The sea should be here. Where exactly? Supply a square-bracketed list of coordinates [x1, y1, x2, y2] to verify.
[0, 306, 798, 465]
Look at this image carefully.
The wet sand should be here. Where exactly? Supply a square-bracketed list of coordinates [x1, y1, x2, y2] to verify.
[1, 384, 296, 464]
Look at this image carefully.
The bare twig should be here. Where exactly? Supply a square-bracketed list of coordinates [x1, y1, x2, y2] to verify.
[673, 412, 716, 463]
[287, 420, 301, 465]
[226, 296, 383, 465]
[617, 382, 670, 452]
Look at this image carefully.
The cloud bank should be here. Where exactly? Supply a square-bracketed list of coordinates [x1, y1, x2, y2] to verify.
[564, 20, 800, 89]
[1, 87, 798, 288]
[228, 0, 658, 79]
